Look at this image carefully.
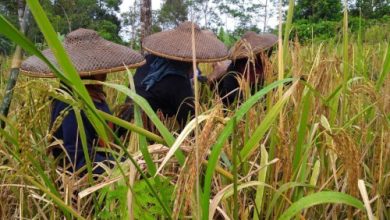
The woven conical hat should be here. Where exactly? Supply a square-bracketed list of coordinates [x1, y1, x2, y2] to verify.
[230, 31, 278, 60]
[21, 28, 145, 78]
[142, 22, 228, 63]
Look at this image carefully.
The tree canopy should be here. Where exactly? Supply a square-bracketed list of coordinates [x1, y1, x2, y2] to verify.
[1, 0, 389, 53]
[0, 0, 123, 55]
[293, 0, 343, 21]
[350, 0, 390, 19]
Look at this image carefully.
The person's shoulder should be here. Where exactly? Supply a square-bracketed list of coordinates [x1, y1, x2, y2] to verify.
[160, 74, 189, 84]
[151, 74, 191, 94]
[51, 99, 73, 119]
[134, 55, 156, 80]
[52, 99, 70, 110]
[94, 100, 111, 113]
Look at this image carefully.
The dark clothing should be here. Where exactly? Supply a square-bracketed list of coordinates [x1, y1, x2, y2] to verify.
[217, 67, 241, 106]
[133, 54, 195, 127]
[50, 99, 112, 174]
[142, 56, 193, 91]
[218, 57, 265, 106]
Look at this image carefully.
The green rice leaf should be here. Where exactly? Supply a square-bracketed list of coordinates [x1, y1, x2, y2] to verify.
[201, 78, 293, 219]
[278, 191, 365, 220]
[376, 42, 390, 91]
[265, 182, 314, 220]
[127, 68, 156, 175]
[100, 82, 185, 164]
[240, 82, 297, 161]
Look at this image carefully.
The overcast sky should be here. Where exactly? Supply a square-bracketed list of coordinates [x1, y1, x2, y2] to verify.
[119, 0, 280, 36]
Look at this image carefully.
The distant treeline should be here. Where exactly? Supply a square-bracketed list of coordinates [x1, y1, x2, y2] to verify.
[0, 0, 389, 56]
[288, 0, 390, 42]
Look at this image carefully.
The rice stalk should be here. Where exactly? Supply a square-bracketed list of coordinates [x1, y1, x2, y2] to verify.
[328, 130, 361, 198]
[173, 105, 223, 219]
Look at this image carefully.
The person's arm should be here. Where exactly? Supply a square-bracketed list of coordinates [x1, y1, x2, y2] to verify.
[162, 76, 195, 128]
[219, 72, 240, 106]
[60, 105, 95, 169]
[206, 60, 232, 84]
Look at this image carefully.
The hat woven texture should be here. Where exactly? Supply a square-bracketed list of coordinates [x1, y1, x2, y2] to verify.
[142, 21, 228, 63]
[230, 31, 278, 60]
[21, 28, 145, 78]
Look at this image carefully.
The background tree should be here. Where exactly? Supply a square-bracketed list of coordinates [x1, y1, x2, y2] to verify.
[350, 0, 390, 19]
[140, 0, 152, 50]
[140, 0, 152, 37]
[0, 0, 123, 49]
[0, 0, 18, 55]
[217, 0, 264, 36]
[49, 0, 123, 43]
[187, 0, 222, 29]
[122, 0, 141, 48]
[158, 0, 188, 29]
[293, 0, 342, 21]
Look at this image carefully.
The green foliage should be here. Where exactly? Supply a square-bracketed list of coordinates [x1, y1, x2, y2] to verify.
[217, 27, 237, 47]
[90, 19, 123, 43]
[291, 19, 341, 42]
[121, 0, 141, 48]
[187, 0, 222, 29]
[201, 78, 294, 219]
[0, 0, 18, 55]
[158, 0, 188, 29]
[350, 0, 390, 19]
[291, 0, 342, 42]
[132, 177, 174, 219]
[0, 36, 13, 55]
[294, 0, 342, 21]
[97, 185, 128, 219]
[0, 0, 19, 20]
[279, 192, 365, 220]
[217, 0, 264, 32]
[0, 0, 123, 44]
[290, 15, 390, 43]
[349, 16, 390, 42]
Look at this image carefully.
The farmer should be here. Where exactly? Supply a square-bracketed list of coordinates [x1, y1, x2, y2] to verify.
[120, 22, 228, 129]
[215, 31, 278, 106]
[20, 28, 145, 174]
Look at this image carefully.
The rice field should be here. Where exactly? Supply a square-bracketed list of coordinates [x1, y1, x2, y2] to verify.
[0, 1, 389, 219]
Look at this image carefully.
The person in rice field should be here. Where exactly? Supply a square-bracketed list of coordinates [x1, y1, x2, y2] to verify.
[214, 31, 278, 106]
[119, 22, 228, 131]
[20, 28, 145, 175]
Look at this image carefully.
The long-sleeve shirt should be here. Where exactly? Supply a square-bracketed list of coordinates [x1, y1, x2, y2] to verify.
[133, 55, 195, 127]
[50, 99, 112, 174]
[217, 59, 265, 106]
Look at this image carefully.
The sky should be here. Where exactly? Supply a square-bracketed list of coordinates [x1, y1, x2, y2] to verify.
[120, 0, 163, 11]
[119, 0, 280, 39]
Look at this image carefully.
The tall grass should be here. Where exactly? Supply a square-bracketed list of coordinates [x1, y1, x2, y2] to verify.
[0, 0, 389, 219]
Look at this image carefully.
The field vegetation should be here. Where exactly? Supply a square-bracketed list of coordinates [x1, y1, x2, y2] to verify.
[0, 0, 389, 219]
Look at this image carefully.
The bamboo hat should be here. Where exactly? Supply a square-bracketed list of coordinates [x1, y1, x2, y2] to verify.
[230, 31, 278, 60]
[142, 21, 228, 63]
[21, 28, 145, 78]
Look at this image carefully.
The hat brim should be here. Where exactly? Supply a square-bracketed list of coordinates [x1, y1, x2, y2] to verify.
[142, 23, 228, 63]
[229, 33, 278, 60]
[21, 60, 146, 78]
[21, 33, 145, 78]
[143, 46, 228, 63]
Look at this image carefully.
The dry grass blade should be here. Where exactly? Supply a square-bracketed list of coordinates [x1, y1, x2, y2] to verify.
[358, 179, 375, 220]
[155, 115, 210, 176]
